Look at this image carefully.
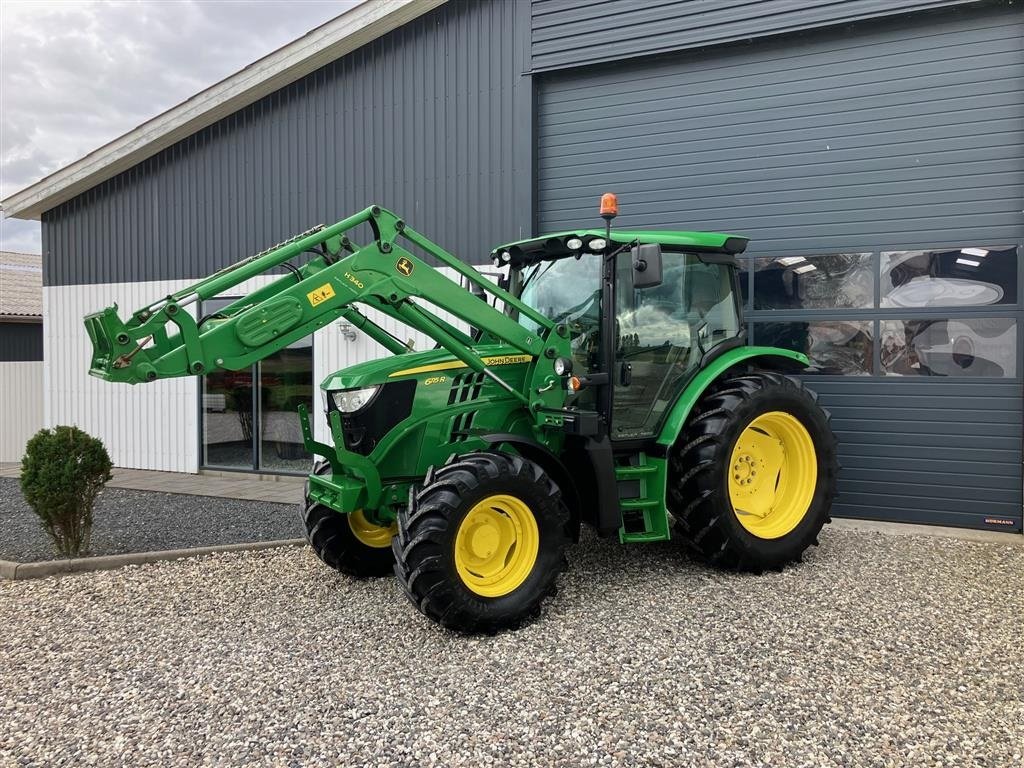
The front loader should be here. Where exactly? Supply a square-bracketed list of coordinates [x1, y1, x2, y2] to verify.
[85, 197, 838, 633]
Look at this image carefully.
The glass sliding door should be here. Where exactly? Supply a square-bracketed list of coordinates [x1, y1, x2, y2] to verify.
[258, 337, 313, 471]
[202, 365, 256, 469]
[200, 298, 313, 473]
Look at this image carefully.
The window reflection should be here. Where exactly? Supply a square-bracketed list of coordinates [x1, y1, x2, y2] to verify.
[755, 321, 873, 375]
[259, 338, 313, 471]
[881, 318, 1016, 378]
[880, 246, 1017, 308]
[203, 367, 255, 468]
[753, 253, 872, 310]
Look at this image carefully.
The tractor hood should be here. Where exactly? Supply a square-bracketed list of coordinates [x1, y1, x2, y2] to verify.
[320, 343, 532, 392]
[491, 229, 749, 269]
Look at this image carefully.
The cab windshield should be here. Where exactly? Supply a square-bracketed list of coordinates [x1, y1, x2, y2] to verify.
[517, 255, 602, 335]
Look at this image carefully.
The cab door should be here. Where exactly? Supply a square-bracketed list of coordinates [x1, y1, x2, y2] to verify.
[610, 252, 741, 440]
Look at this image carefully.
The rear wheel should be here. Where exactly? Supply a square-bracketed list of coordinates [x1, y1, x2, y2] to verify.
[669, 371, 838, 571]
[393, 451, 569, 633]
[301, 461, 397, 577]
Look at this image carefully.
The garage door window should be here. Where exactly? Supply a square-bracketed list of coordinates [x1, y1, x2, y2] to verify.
[748, 244, 1019, 379]
[756, 321, 873, 375]
[754, 253, 873, 310]
[880, 246, 1017, 308]
[881, 318, 1017, 378]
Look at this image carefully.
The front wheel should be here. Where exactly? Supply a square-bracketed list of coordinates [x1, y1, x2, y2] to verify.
[669, 371, 838, 572]
[393, 451, 569, 633]
[301, 461, 397, 577]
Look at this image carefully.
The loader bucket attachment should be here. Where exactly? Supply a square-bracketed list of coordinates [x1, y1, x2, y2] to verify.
[84, 305, 149, 384]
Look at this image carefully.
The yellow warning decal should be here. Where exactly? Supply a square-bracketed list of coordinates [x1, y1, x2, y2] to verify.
[389, 354, 533, 378]
[307, 283, 336, 307]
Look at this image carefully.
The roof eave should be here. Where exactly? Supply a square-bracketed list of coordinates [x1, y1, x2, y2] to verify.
[0, 0, 446, 221]
[0, 315, 43, 323]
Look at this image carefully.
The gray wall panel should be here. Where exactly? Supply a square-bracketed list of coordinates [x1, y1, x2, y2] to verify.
[539, 3, 1023, 531]
[0, 322, 44, 362]
[42, 0, 532, 286]
[531, 0, 984, 72]
[811, 377, 1022, 530]
[537, 5, 1024, 253]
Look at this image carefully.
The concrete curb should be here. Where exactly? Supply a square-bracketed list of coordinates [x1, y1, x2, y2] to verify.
[0, 538, 307, 581]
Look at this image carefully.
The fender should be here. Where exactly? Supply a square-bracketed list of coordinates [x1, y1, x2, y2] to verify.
[655, 346, 809, 451]
[479, 432, 582, 540]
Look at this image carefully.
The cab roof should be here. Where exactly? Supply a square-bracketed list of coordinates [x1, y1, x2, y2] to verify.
[490, 229, 749, 268]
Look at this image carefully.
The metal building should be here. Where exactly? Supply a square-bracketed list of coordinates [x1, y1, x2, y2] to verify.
[1, 0, 1021, 532]
[0, 251, 44, 462]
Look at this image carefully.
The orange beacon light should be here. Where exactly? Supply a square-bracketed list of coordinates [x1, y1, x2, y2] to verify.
[599, 192, 618, 219]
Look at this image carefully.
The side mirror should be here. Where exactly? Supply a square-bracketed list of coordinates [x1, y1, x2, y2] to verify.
[631, 243, 663, 289]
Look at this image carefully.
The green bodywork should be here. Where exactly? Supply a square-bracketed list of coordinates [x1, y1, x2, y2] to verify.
[493, 228, 743, 255]
[83, 205, 807, 541]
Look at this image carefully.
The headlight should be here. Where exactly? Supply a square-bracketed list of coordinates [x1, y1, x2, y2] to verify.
[553, 357, 573, 376]
[588, 237, 607, 251]
[331, 386, 380, 413]
[566, 237, 583, 250]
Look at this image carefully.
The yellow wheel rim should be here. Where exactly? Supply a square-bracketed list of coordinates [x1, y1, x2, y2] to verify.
[347, 509, 397, 549]
[454, 494, 540, 598]
[728, 411, 817, 539]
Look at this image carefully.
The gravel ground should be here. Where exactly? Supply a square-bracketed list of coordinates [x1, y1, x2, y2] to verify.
[1, 527, 1021, 767]
[0, 478, 301, 562]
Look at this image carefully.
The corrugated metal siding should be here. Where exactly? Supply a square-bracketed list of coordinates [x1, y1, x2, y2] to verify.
[0, 322, 43, 361]
[41, 0, 531, 287]
[538, 3, 1023, 530]
[537, 5, 1023, 251]
[0, 362, 43, 462]
[531, 0, 983, 72]
[44, 281, 200, 473]
[800, 379, 1022, 531]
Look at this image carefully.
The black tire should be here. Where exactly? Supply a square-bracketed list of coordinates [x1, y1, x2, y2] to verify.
[393, 451, 569, 633]
[669, 371, 838, 572]
[301, 460, 395, 577]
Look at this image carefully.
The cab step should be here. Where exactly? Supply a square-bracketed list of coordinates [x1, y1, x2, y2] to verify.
[615, 454, 671, 543]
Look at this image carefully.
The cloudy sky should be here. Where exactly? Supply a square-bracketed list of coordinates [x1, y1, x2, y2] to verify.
[0, 0, 361, 254]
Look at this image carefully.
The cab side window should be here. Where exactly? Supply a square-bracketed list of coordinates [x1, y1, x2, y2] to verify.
[612, 252, 740, 438]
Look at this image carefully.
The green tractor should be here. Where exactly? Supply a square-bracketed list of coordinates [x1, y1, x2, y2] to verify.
[85, 197, 838, 633]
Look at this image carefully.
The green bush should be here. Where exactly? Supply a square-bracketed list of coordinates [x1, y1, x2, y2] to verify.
[20, 426, 113, 559]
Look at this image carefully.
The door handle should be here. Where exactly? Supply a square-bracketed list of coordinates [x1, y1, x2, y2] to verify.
[620, 362, 632, 386]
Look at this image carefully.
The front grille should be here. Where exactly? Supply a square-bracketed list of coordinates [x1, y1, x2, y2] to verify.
[329, 380, 416, 456]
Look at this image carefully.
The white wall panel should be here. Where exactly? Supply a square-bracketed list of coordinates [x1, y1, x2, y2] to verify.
[0, 362, 44, 463]
[45, 280, 200, 473]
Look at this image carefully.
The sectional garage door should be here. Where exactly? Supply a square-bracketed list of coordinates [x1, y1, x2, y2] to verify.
[537, 4, 1023, 531]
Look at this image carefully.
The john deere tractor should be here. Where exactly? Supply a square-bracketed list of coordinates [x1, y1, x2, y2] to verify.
[85, 197, 837, 632]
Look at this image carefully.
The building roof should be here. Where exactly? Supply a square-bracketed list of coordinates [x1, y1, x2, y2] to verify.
[0, 0, 445, 222]
[0, 252, 43, 319]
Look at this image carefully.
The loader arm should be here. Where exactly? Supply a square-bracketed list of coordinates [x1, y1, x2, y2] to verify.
[84, 206, 572, 415]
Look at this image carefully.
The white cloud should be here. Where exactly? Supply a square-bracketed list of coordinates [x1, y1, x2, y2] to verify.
[0, 0, 360, 253]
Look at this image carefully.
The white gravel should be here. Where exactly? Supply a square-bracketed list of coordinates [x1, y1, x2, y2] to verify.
[1, 527, 1021, 767]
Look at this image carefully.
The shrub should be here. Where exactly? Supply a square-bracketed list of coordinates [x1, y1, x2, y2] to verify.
[20, 426, 113, 558]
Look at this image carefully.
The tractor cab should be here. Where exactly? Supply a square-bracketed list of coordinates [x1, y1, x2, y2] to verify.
[491, 225, 748, 440]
